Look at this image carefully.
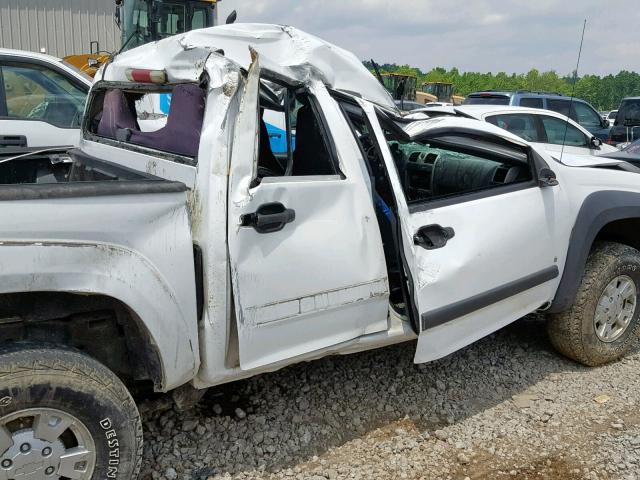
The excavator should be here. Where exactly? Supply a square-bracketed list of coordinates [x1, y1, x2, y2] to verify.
[64, 0, 230, 77]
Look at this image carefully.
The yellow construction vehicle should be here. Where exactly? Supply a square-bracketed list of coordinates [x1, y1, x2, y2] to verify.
[379, 73, 417, 102]
[64, 0, 226, 77]
[416, 81, 465, 105]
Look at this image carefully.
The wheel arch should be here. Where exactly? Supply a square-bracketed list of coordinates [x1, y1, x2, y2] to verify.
[0, 242, 199, 392]
[0, 291, 166, 390]
[550, 190, 640, 313]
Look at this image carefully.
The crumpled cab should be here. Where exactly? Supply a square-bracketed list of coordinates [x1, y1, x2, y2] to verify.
[81, 24, 572, 382]
[78, 23, 636, 383]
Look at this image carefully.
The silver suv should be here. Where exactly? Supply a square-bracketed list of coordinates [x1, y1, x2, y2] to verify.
[464, 90, 611, 140]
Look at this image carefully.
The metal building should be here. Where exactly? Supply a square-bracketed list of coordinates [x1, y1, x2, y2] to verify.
[0, 0, 119, 58]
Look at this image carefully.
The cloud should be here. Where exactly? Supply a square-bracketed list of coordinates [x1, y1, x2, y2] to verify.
[217, 0, 639, 76]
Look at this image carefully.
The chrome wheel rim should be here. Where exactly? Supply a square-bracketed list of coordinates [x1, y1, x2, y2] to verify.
[594, 275, 637, 343]
[0, 408, 96, 480]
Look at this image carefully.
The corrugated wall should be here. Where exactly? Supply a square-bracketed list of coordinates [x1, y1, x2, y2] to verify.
[0, 0, 120, 58]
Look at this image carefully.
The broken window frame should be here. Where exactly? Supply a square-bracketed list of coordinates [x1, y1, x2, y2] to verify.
[254, 76, 343, 183]
[83, 80, 201, 167]
[373, 109, 539, 214]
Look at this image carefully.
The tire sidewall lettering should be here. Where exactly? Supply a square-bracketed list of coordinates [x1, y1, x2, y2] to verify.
[101, 417, 121, 479]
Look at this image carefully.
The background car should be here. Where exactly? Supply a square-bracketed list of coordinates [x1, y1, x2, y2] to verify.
[608, 98, 640, 146]
[463, 90, 611, 141]
[599, 138, 640, 164]
[394, 99, 429, 111]
[606, 109, 618, 127]
[0, 48, 91, 148]
[423, 105, 618, 160]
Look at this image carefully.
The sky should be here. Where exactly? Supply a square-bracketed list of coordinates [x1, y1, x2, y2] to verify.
[216, 0, 639, 76]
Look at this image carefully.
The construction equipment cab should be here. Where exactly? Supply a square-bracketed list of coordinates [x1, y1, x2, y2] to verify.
[64, 0, 222, 77]
[2, 24, 640, 479]
[116, 0, 220, 50]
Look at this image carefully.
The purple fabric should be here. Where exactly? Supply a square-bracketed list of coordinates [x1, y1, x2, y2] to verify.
[129, 84, 205, 158]
[97, 90, 138, 138]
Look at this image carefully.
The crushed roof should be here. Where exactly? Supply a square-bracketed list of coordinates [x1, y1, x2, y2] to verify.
[104, 23, 396, 109]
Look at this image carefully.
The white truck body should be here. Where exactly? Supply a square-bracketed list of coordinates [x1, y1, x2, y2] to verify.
[5, 25, 640, 479]
[3, 24, 640, 394]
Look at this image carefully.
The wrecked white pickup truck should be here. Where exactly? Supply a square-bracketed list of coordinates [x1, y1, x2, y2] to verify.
[2, 24, 640, 480]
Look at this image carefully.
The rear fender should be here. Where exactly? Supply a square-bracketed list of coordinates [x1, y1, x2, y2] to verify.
[0, 242, 199, 391]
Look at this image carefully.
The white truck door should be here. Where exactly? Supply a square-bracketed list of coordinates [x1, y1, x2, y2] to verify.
[227, 55, 389, 370]
[363, 103, 566, 363]
[0, 120, 79, 148]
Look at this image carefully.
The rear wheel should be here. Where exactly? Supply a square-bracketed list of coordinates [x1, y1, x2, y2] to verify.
[548, 242, 640, 366]
[0, 346, 142, 480]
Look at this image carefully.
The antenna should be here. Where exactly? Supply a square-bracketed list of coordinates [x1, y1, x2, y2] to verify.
[560, 19, 587, 162]
[371, 59, 385, 86]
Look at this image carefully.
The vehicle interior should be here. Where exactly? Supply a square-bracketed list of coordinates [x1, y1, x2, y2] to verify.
[0, 63, 86, 128]
[0, 148, 156, 185]
[336, 100, 536, 318]
[389, 139, 531, 203]
[375, 115, 534, 205]
[87, 83, 206, 159]
[255, 80, 338, 181]
[337, 102, 408, 314]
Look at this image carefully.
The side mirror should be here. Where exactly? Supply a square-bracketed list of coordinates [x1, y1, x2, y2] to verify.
[539, 167, 559, 187]
[591, 136, 603, 149]
[226, 10, 237, 24]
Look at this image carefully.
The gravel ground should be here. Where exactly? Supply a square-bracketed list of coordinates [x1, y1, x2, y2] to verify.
[140, 315, 640, 480]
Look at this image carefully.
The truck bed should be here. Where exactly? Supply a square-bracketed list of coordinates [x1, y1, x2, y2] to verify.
[0, 147, 186, 199]
[0, 146, 199, 390]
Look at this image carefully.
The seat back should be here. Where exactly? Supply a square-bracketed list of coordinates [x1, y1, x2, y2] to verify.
[292, 105, 333, 176]
[97, 89, 138, 138]
[129, 84, 205, 157]
[258, 115, 284, 175]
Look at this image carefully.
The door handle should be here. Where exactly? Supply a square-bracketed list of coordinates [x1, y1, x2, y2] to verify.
[413, 224, 455, 250]
[0, 135, 27, 148]
[241, 202, 295, 234]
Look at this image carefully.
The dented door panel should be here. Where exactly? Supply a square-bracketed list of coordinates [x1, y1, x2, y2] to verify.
[0, 191, 199, 391]
[361, 101, 566, 364]
[227, 53, 390, 370]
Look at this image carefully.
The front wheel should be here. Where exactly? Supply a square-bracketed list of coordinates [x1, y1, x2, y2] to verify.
[0, 346, 142, 480]
[548, 242, 640, 366]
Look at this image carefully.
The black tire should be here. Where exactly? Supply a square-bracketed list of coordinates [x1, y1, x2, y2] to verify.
[548, 242, 640, 366]
[0, 345, 142, 480]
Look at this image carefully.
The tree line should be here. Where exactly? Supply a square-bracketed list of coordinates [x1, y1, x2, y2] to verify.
[364, 62, 640, 111]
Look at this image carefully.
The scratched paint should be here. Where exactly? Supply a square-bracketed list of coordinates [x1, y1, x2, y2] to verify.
[244, 278, 389, 326]
[0, 191, 199, 391]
